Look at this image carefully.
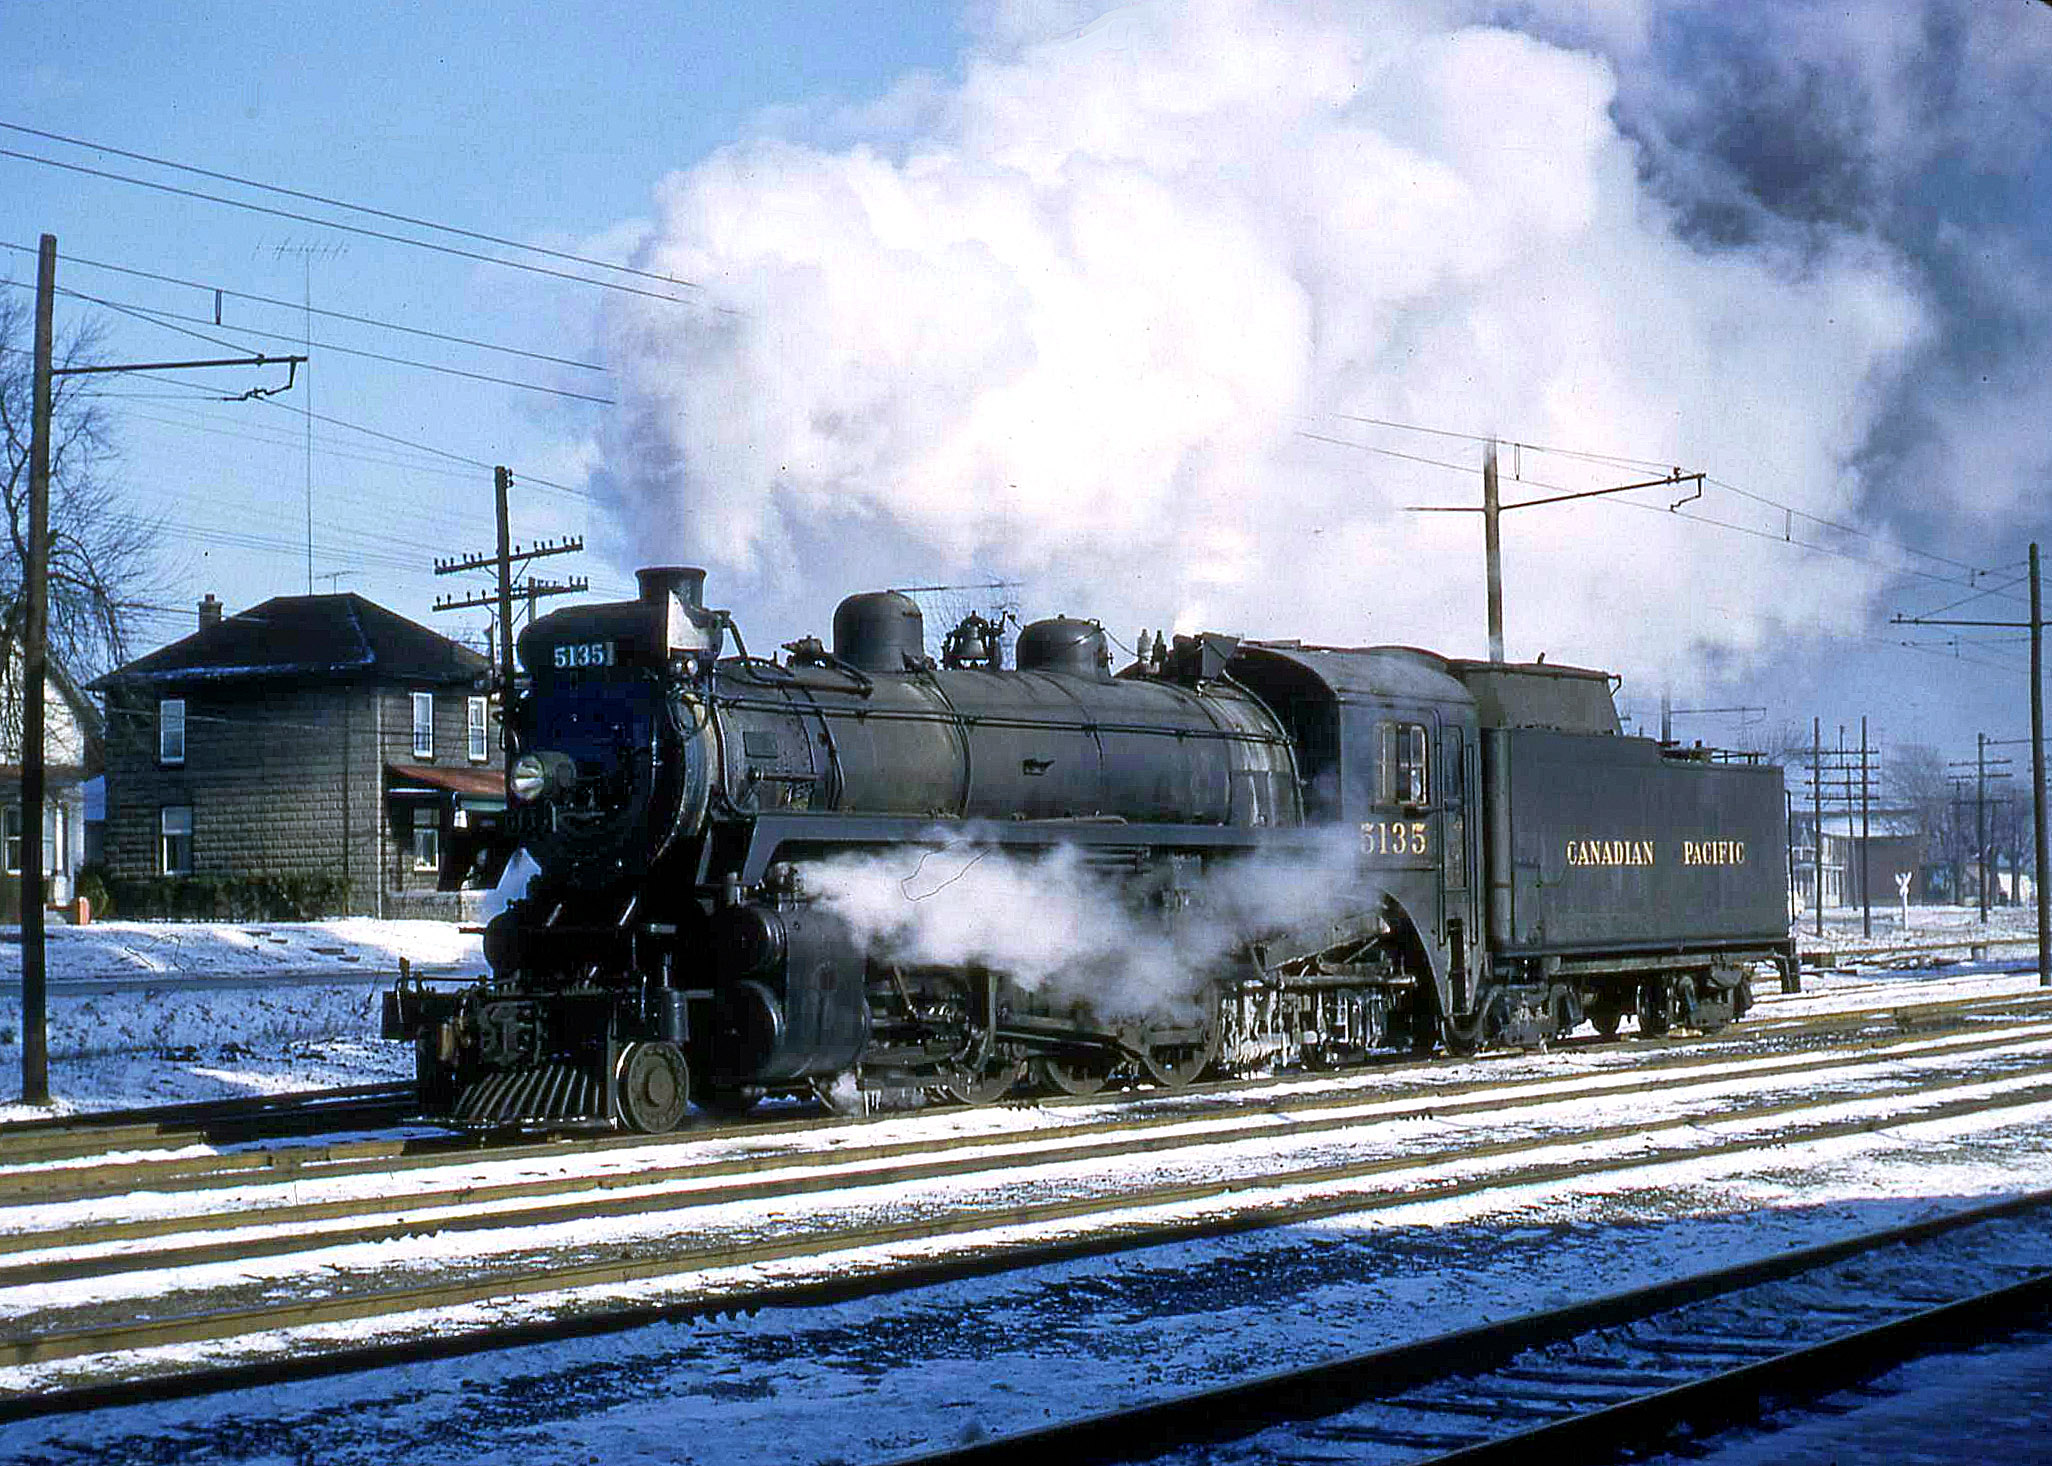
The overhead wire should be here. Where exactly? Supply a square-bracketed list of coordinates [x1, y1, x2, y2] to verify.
[1314, 413, 1992, 582]
[79, 291, 614, 405]
[0, 120, 700, 295]
[0, 237, 606, 372]
[0, 145, 707, 308]
[1299, 423, 1990, 590]
[4, 268, 614, 405]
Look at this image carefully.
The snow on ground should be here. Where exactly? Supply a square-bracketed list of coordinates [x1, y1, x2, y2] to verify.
[0, 906, 2046, 1463]
[1798, 901, 2042, 954]
[5, 1099, 2047, 1466]
[0, 919, 483, 1121]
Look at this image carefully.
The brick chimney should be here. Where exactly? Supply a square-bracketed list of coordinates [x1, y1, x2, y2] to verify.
[198, 594, 222, 630]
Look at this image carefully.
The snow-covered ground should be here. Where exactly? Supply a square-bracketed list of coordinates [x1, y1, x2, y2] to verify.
[0, 906, 2046, 1464]
[1797, 900, 2043, 954]
[0, 920, 483, 1121]
[0, 905, 2041, 1121]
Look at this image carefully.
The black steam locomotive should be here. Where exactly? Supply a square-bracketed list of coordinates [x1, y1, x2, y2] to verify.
[386, 567, 1796, 1131]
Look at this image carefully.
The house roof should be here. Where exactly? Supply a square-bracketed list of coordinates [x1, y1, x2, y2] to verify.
[92, 594, 489, 690]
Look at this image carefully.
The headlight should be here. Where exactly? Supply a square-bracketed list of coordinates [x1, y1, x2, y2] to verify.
[509, 753, 548, 803]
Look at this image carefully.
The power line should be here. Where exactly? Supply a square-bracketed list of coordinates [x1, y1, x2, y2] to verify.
[0, 144, 705, 308]
[55, 285, 614, 405]
[1300, 424, 1988, 590]
[0, 238, 607, 372]
[0, 120, 700, 295]
[1312, 415, 1990, 582]
[91, 404, 506, 485]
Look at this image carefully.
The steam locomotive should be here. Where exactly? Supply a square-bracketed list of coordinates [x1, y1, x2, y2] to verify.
[386, 567, 1796, 1131]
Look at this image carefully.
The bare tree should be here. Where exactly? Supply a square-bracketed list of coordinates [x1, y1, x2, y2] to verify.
[0, 292, 161, 736]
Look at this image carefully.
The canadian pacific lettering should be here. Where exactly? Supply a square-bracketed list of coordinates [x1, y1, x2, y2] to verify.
[1564, 838, 1748, 867]
[1681, 839, 1746, 866]
[1565, 838, 1655, 867]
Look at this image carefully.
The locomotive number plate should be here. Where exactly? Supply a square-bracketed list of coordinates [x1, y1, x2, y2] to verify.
[1361, 819, 1429, 858]
[552, 640, 616, 670]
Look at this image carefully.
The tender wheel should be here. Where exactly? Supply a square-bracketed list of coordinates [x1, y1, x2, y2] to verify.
[939, 1057, 1025, 1105]
[1635, 980, 1675, 1038]
[615, 1041, 690, 1133]
[1034, 1054, 1116, 1097]
[1587, 1006, 1622, 1040]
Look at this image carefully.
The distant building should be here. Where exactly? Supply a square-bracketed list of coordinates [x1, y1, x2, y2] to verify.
[0, 657, 103, 920]
[92, 593, 500, 919]
[1789, 808, 1926, 911]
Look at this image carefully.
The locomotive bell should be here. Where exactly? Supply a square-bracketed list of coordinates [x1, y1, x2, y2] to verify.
[638, 566, 723, 661]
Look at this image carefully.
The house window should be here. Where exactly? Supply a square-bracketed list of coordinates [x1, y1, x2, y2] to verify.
[411, 806, 440, 873]
[411, 692, 433, 759]
[7, 808, 62, 875]
[1377, 721, 1431, 806]
[160, 806, 194, 875]
[159, 698, 186, 764]
[467, 696, 489, 763]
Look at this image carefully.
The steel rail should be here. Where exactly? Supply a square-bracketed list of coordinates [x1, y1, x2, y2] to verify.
[1413, 1274, 2052, 1464]
[8, 989, 2050, 1211]
[0, 1083, 418, 1163]
[886, 1190, 2052, 1466]
[7, 1068, 2052, 1390]
[10, 1023, 2051, 1287]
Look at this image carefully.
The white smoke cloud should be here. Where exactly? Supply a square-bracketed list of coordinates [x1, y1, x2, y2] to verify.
[807, 825, 1376, 1022]
[588, 0, 2029, 693]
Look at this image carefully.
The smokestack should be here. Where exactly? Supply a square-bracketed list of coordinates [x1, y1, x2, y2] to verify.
[198, 594, 222, 630]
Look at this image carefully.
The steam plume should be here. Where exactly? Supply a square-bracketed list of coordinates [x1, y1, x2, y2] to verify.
[590, 1, 2051, 695]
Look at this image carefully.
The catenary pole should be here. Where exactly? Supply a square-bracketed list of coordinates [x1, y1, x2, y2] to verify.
[19, 236, 54, 1106]
[2032, 543, 2048, 988]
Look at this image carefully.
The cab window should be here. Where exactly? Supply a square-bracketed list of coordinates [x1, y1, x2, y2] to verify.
[1378, 721, 1431, 805]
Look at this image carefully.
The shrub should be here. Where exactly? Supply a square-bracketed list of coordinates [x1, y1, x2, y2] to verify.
[75, 864, 114, 921]
[105, 873, 353, 922]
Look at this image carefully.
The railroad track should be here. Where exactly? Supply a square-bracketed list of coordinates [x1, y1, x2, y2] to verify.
[10, 973, 2046, 1209]
[10, 987, 2051, 1218]
[5, 1009, 2051, 1414]
[894, 1189, 2052, 1465]
[0, 1082, 419, 1164]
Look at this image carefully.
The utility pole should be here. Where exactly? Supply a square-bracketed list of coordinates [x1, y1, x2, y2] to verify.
[1410, 451, 1702, 663]
[1948, 737, 2010, 922]
[2036, 544, 2049, 987]
[1979, 733, 1989, 923]
[19, 234, 300, 1105]
[1897, 546, 2050, 987]
[1483, 441, 1503, 662]
[432, 467, 586, 777]
[20, 238, 53, 1106]
[1812, 716, 1824, 937]
[1861, 717, 1872, 939]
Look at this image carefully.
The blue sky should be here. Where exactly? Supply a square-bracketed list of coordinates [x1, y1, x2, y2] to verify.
[7, 1, 2052, 784]
[5, 1, 964, 651]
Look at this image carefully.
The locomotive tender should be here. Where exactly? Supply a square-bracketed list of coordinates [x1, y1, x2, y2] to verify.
[386, 567, 1796, 1131]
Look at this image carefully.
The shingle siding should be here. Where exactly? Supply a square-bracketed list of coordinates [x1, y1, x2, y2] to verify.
[95, 593, 496, 921]
[101, 680, 498, 918]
